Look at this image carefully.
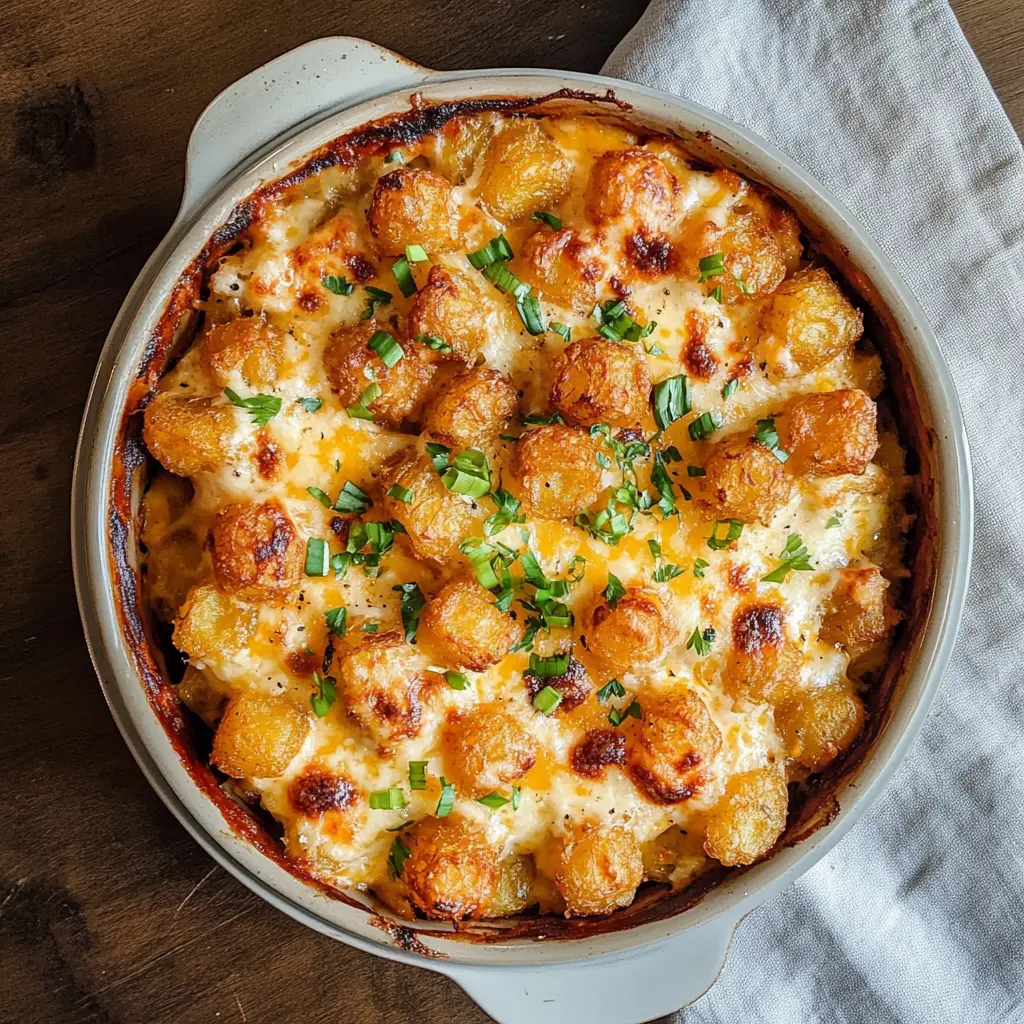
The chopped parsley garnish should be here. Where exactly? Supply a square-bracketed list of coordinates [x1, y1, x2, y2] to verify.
[521, 411, 566, 426]
[693, 557, 709, 578]
[653, 561, 685, 582]
[686, 626, 716, 656]
[650, 450, 679, 517]
[441, 448, 491, 498]
[304, 538, 330, 577]
[331, 519, 401, 578]
[386, 484, 414, 503]
[754, 417, 790, 462]
[532, 685, 563, 715]
[596, 678, 626, 703]
[324, 607, 347, 637]
[369, 787, 406, 811]
[297, 397, 323, 413]
[528, 652, 570, 678]
[360, 285, 393, 321]
[387, 837, 411, 878]
[435, 778, 455, 817]
[321, 275, 354, 295]
[761, 533, 815, 583]
[346, 381, 382, 420]
[391, 255, 417, 298]
[223, 387, 281, 428]
[367, 330, 404, 367]
[444, 670, 469, 690]
[652, 374, 691, 430]
[310, 671, 336, 717]
[408, 761, 428, 791]
[721, 378, 739, 400]
[484, 486, 525, 536]
[334, 481, 373, 514]
[707, 519, 744, 551]
[575, 500, 633, 546]
[698, 252, 727, 282]
[688, 410, 723, 442]
[532, 211, 562, 230]
[392, 582, 427, 642]
[603, 572, 625, 608]
[608, 700, 642, 727]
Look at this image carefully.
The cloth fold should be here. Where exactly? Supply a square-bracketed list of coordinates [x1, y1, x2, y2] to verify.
[604, 3, 1024, 1022]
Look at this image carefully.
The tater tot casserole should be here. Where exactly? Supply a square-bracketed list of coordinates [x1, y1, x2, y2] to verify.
[134, 99, 916, 925]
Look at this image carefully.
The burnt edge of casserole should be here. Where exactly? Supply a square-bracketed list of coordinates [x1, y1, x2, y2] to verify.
[105, 87, 938, 948]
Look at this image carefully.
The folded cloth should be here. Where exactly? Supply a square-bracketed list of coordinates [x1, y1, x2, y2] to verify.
[605, 2, 1024, 1021]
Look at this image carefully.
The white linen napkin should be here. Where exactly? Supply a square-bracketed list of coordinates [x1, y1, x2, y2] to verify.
[605, 2, 1024, 1021]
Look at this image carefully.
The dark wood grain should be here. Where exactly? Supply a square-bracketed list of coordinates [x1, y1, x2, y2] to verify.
[0, 2, 1018, 1022]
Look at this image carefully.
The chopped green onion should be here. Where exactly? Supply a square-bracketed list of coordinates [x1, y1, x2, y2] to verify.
[707, 519, 744, 551]
[693, 557, 709, 578]
[826, 512, 843, 529]
[223, 387, 282, 428]
[310, 671, 336, 717]
[435, 777, 456, 817]
[425, 441, 451, 474]
[405, 244, 428, 262]
[484, 486, 525, 536]
[721, 378, 739, 400]
[686, 626, 716, 657]
[367, 330, 405, 367]
[441, 448, 491, 498]
[325, 607, 347, 637]
[305, 538, 330, 577]
[460, 537, 501, 590]
[391, 256, 417, 298]
[297, 397, 323, 413]
[532, 211, 562, 230]
[360, 622, 379, 633]
[688, 410, 723, 442]
[653, 561, 685, 582]
[467, 235, 514, 269]
[532, 685, 563, 715]
[307, 485, 333, 508]
[392, 582, 427, 643]
[687, 465, 706, 478]
[528, 652, 570, 679]
[512, 786, 521, 811]
[596, 678, 626, 703]
[698, 252, 727, 282]
[652, 375, 692, 430]
[754, 417, 790, 462]
[647, 538, 662, 559]
[369, 787, 406, 810]
[334, 481, 372, 514]
[321, 275, 354, 295]
[608, 700, 642, 727]
[387, 484, 414, 503]
[521, 411, 566, 426]
[707, 285, 723, 303]
[408, 761, 428, 791]
[650, 451, 678, 518]
[346, 382, 381, 420]
[603, 572, 625, 608]
[482, 259, 522, 295]
[549, 322, 571, 341]
[384, 149, 407, 164]
[761, 533, 815, 583]
[444, 670, 469, 690]
[515, 286, 546, 335]
[477, 791, 510, 810]
[414, 331, 453, 354]
[387, 836, 411, 878]
[360, 286, 392, 321]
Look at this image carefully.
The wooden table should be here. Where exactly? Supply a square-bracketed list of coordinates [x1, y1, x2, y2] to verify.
[1, 2, 1019, 1021]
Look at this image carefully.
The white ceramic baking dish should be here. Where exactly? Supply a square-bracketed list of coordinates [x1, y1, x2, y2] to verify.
[71, 36, 973, 1024]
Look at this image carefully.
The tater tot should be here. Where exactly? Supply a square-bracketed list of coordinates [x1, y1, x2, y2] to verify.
[322, 320, 436, 429]
[759, 268, 864, 377]
[820, 567, 899, 649]
[211, 694, 311, 779]
[421, 574, 524, 670]
[143, 394, 243, 478]
[407, 265, 494, 364]
[421, 367, 518, 448]
[696, 434, 794, 526]
[704, 765, 788, 866]
[477, 119, 573, 222]
[555, 827, 644, 916]
[443, 702, 537, 798]
[775, 683, 865, 772]
[516, 227, 601, 313]
[585, 148, 678, 235]
[208, 500, 303, 603]
[402, 816, 501, 920]
[511, 425, 604, 520]
[584, 586, 677, 672]
[777, 389, 879, 477]
[725, 602, 803, 704]
[366, 167, 463, 254]
[628, 688, 722, 804]
[198, 316, 286, 389]
[549, 337, 652, 428]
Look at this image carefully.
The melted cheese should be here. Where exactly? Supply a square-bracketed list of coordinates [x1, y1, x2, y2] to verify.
[143, 112, 910, 908]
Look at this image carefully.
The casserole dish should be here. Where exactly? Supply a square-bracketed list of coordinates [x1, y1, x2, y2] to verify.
[72, 36, 972, 1023]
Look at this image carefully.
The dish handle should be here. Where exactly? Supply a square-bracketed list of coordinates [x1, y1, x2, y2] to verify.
[180, 36, 432, 220]
[443, 917, 735, 1024]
